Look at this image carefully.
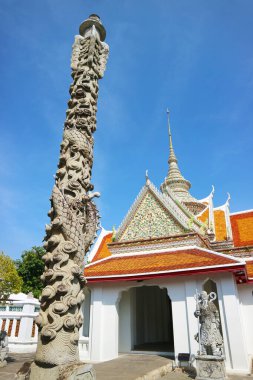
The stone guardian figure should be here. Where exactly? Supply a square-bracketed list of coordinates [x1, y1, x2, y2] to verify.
[194, 290, 226, 380]
[18, 14, 109, 380]
[194, 290, 223, 356]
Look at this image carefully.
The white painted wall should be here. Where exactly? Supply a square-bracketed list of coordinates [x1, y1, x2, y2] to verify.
[238, 284, 253, 364]
[220, 274, 249, 373]
[167, 280, 190, 357]
[85, 274, 253, 374]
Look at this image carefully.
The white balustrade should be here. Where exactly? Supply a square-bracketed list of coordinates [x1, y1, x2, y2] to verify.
[0, 293, 40, 353]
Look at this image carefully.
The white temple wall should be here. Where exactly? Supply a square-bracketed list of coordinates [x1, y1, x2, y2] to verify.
[237, 283, 253, 363]
[89, 285, 119, 362]
[194, 272, 250, 373]
[166, 280, 190, 356]
[219, 273, 249, 373]
[84, 274, 252, 373]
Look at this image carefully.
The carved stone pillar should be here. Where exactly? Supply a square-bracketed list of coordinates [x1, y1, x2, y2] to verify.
[17, 14, 109, 380]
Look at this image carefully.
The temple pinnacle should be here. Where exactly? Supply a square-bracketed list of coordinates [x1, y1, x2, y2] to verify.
[161, 110, 192, 203]
[167, 109, 177, 164]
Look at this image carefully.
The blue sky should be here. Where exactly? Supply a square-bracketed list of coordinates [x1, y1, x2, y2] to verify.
[0, 0, 252, 259]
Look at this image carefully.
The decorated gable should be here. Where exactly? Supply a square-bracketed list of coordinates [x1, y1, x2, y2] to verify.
[118, 190, 186, 242]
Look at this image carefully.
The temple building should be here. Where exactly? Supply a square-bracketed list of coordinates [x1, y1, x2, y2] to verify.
[80, 113, 253, 374]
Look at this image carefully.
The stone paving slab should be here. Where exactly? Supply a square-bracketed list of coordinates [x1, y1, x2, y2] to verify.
[0, 353, 252, 380]
[93, 354, 173, 380]
[0, 353, 35, 380]
[159, 370, 253, 380]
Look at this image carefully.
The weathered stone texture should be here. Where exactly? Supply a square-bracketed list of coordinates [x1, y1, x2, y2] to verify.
[20, 14, 109, 380]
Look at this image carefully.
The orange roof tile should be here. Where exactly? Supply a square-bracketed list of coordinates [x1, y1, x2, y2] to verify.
[214, 210, 227, 241]
[230, 211, 253, 247]
[92, 233, 113, 262]
[246, 260, 253, 280]
[198, 208, 209, 224]
[85, 248, 242, 281]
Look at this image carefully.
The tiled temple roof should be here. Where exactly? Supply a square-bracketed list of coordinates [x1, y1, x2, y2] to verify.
[85, 246, 244, 282]
[91, 232, 113, 262]
[230, 210, 253, 247]
[214, 210, 227, 241]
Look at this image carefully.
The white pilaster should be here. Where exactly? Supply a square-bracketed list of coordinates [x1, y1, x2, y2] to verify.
[100, 287, 119, 361]
[220, 274, 249, 372]
[185, 279, 199, 356]
[19, 302, 35, 341]
[167, 282, 189, 358]
[90, 286, 103, 361]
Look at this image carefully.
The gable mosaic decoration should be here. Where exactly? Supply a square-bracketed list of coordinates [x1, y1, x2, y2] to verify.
[120, 191, 185, 242]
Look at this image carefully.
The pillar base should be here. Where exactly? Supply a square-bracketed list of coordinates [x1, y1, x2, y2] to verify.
[16, 361, 96, 380]
[0, 360, 7, 368]
[196, 355, 226, 380]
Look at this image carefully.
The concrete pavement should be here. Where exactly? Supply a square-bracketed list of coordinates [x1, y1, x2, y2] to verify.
[0, 353, 252, 380]
[0, 353, 35, 380]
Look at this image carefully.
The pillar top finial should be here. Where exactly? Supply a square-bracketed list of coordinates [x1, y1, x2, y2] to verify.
[79, 14, 106, 41]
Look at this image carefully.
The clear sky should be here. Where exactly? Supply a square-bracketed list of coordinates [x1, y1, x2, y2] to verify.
[0, 0, 252, 259]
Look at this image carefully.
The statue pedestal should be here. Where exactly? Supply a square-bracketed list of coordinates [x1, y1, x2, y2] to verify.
[0, 347, 8, 368]
[196, 355, 226, 380]
[16, 361, 96, 380]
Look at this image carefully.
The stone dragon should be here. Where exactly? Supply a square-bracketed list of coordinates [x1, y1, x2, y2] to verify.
[34, 15, 109, 367]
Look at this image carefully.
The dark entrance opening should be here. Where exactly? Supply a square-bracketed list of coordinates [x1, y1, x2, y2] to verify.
[133, 286, 174, 354]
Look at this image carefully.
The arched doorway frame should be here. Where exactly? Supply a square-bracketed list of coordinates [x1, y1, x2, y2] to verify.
[117, 284, 174, 355]
[115, 279, 191, 360]
[200, 276, 232, 367]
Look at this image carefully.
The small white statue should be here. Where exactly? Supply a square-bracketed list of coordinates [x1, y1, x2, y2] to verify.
[194, 290, 223, 356]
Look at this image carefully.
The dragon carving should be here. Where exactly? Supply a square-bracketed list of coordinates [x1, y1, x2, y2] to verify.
[34, 15, 109, 367]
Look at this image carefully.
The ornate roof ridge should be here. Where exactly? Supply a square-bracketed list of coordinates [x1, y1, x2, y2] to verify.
[88, 227, 112, 262]
[148, 181, 202, 230]
[198, 185, 215, 204]
[195, 204, 209, 218]
[109, 231, 205, 247]
[115, 184, 149, 240]
[214, 193, 231, 212]
[115, 179, 204, 241]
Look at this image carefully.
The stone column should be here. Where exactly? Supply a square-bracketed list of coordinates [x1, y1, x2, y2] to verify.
[18, 14, 109, 380]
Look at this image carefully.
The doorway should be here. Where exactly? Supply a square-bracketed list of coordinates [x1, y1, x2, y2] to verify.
[118, 286, 174, 355]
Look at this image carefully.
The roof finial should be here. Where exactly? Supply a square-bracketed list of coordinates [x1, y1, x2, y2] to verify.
[167, 108, 171, 136]
[225, 192, 231, 207]
[166, 109, 177, 164]
[145, 169, 150, 185]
